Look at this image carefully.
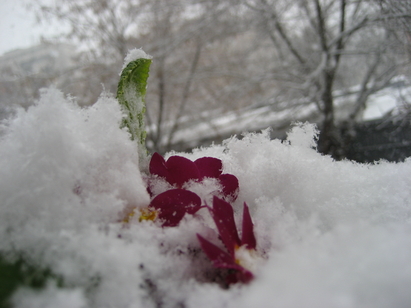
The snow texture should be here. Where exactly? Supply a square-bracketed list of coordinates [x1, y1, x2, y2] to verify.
[121, 48, 153, 71]
[1, 88, 411, 308]
[11, 282, 87, 308]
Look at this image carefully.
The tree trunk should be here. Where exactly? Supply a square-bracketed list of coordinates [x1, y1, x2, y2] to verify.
[317, 66, 347, 160]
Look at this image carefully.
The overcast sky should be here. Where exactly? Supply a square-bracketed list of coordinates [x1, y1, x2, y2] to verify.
[0, 0, 61, 56]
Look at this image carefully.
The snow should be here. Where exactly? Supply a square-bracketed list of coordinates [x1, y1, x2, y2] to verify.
[362, 87, 405, 121]
[11, 282, 87, 308]
[121, 48, 152, 71]
[172, 79, 411, 148]
[1, 86, 411, 308]
[171, 104, 318, 145]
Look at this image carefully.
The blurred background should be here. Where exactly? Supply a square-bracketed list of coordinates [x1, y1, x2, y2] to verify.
[1, 0, 411, 162]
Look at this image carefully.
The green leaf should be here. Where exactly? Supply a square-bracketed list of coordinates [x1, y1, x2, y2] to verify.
[116, 57, 152, 163]
[0, 254, 63, 308]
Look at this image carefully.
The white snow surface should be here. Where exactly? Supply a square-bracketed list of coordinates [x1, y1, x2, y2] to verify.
[1, 89, 411, 308]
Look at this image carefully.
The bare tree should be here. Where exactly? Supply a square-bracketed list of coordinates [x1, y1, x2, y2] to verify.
[35, 0, 250, 153]
[241, 0, 407, 158]
[33, 0, 410, 157]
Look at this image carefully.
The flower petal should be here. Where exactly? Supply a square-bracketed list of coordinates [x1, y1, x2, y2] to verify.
[197, 234, 239, 269]
[194, 157, 222, 179]
[166, 156, 200, 187]
[197, 234, 254, 285]
[226, 268, 254, 284]
[150, 189, 201, 227]
[210, 196, 241, 256]
[241, 202, 257, 249]
[219, 174, 239, 202]
[149, 152, 169, 178]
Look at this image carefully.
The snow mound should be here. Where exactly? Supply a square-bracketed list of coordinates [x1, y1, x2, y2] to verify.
[1, 88, 411, 308]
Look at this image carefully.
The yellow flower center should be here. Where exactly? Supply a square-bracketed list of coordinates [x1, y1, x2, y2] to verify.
[138, 207, 158, 222]
[122, 207, 158, 223]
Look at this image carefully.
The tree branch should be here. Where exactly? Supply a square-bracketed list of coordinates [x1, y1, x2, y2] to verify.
[246, 0, 307, 66]
[166, 42, 202, 149]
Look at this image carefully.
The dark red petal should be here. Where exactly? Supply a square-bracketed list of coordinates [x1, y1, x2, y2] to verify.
[194, 157, 222, 179]
[241, 202, 257, 249]
[150, 189, 201, 227]
[197, 234, 240, 269]
[166, 156, 201, 187]
[149, 152, 169, 178]
[197, 233, 254, 285]
[226, 269, 254, 284]
[210, 196, 241, 256]
[219, 174, 239, 202]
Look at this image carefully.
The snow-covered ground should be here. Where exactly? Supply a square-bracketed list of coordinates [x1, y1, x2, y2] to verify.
[1, 86, 411, 308]
[172, 79, 411, 148]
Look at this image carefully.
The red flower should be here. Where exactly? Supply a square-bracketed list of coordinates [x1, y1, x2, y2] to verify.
[127, 154, 240, 228]
[140, 189, 202, 227]
[149, 153, 239, 202]
[197, 196, 257, 284]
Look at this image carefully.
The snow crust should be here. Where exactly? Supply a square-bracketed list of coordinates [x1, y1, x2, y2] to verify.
[1, 88, 411, 308]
